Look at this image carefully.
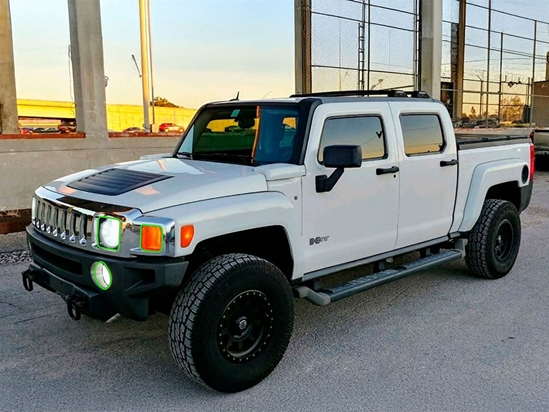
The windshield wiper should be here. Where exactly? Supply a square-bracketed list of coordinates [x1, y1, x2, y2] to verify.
[192, 152, 252, 166]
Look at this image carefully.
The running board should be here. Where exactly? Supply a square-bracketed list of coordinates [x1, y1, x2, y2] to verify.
[294, 249, 464, 306]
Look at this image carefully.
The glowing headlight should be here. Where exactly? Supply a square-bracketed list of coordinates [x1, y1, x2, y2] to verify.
[91, 261, 112, 290]
[96, 216, 121, 251]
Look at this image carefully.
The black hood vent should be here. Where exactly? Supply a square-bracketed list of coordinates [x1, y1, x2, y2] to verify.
[68, 168, 171, 196]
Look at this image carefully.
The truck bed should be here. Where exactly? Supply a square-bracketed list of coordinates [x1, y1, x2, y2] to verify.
[455, 134, 530, 150]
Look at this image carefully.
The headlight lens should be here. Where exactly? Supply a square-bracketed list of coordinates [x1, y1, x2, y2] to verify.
[97, 217, 121, 250]
[91, 261, 112, 290]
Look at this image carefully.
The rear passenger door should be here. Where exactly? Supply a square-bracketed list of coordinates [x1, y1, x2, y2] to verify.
[302, 103, 400, 274]
[390, 104, 458, 249]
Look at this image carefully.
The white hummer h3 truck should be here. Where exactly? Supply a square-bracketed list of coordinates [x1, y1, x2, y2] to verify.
[23, 90, 534, 392]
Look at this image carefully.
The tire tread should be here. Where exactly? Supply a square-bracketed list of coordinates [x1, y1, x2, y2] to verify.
[169, 253, 292, 391]
[465, 199, 520, 279]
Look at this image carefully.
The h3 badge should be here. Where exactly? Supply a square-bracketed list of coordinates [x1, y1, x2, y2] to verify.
[309, 236, 329, 246]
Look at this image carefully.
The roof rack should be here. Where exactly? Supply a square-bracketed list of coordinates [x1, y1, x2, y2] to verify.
[289, 89, 430, 99]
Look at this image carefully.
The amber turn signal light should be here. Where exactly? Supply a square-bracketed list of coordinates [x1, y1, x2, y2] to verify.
[180, 225, 194, 248]
[141, 225, 163, 252]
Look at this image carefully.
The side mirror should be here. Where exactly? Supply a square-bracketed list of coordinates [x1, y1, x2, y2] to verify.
[317, 145, 362, 193]
[323, 145, 362, 168]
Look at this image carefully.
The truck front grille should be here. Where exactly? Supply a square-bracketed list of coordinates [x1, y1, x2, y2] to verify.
[33, 197, 94, 248]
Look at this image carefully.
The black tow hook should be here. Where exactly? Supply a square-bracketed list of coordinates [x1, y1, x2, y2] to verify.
[22, 269, 36, 292]
[66, 295, 86, 321]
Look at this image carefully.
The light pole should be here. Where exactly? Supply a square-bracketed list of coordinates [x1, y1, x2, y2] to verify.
[147, 0, 156, 129]
[139, 0, 151, 132]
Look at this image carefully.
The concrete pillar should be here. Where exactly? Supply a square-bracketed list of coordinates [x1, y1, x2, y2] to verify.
[455, 0, 466, 119]
[67, 0, 108, 136]
[0, 0, 18, 134]
[294, 0, 312, 94]
[420, 0, 442, 99]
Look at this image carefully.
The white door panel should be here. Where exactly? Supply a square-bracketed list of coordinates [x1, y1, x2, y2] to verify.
[302, 102, 400, 274]
[389, 104, 458, 249]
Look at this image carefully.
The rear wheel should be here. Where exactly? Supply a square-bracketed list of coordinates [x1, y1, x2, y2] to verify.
[169, 253, 294, 392]
[465, 199, 521, 279]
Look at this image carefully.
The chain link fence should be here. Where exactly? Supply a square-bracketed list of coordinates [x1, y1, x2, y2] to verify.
[306, 0, 420, 92]
[442, 0, 549, 127]
[298, 0, 549, 127]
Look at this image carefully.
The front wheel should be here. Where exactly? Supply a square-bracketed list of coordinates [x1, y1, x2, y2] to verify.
[169, 254, 294, 392]
[465, 199, 521, 279]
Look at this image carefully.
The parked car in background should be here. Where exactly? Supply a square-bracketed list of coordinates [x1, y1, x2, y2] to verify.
[58, 120, 76, 134]
[122, 127, 143, 133]
[159, 122, 184, 133]
[530, 128, 549, 170]
[19, 128, 33, 134]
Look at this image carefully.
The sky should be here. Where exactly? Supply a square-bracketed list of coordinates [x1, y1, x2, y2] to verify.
[10, 0, 295, 108]
[8, 0, 549, 110]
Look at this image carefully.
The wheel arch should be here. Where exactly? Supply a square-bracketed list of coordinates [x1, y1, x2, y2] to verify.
[458, 160, 528, 232]
[186, 225, 294, 281]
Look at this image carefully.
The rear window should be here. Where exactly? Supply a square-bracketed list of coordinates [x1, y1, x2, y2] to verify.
[400, 114, 445, 155]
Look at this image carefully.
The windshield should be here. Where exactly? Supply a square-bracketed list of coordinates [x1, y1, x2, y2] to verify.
[176, 104, 301, 166]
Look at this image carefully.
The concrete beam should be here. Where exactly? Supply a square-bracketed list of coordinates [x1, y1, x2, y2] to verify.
[420, 0, 442, 99]
[67, 0, 108, 137]
[0, 0, 18, 134]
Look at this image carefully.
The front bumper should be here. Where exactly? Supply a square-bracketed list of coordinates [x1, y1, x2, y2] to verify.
[25, 225, 188, 321]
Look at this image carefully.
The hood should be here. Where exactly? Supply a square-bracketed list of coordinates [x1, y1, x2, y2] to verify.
[43, 158, 268, 213]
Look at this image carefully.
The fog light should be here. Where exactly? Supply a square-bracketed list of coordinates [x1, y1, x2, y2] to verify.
[91, 261, 112, 290]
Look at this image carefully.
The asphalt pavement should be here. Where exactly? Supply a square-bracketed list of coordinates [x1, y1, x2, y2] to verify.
[1, 172, 549, 411]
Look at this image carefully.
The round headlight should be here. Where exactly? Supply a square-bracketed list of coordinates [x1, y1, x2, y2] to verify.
[98, 217, 121, 250]
[91, 261, 112, 290]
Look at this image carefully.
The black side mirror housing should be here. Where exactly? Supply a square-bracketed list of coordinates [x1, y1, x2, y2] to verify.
[316, 145, 362, 193]
[323, 145, 362, 168]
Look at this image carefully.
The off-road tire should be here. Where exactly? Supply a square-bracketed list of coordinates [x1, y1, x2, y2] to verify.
[169, 253, 294, 392]
[465, 199, 521, 279]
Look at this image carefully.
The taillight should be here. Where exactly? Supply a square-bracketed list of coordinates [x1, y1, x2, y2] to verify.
[529, 143, 535, 181]
[529, 130, 534, 144]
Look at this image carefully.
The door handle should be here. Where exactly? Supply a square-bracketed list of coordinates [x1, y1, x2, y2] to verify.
[440, 159, 458, 167]
[376, 166, 399, 175]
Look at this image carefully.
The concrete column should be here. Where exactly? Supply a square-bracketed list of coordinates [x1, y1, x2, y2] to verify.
[294, 0, 312, 94]
[419, 0, 442, 99]
[0, 0, 18, 134]
[67, 0, 108, 136]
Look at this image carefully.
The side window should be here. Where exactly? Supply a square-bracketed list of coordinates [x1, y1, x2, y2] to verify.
[318, 116, 386, 163]
[400, 114, 445, 156]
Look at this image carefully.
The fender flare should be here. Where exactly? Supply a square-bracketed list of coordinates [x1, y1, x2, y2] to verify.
[458, 159, 528, 232]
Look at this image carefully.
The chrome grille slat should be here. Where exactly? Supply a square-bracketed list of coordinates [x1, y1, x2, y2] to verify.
[38, 201, 45, 229]
[62, 209, 68, 239]
[46, 205, 52, 233]
[79, 215, 87, 246]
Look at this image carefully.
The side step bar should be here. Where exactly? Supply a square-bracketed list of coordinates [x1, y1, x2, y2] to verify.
[294, 249, 464, 306]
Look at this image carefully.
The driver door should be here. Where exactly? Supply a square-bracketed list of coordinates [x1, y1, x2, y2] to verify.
[301, 103, 400, 274]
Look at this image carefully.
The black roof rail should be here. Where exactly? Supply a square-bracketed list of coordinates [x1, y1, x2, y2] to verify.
[289, 89, 430, 99]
